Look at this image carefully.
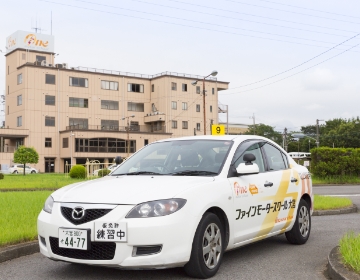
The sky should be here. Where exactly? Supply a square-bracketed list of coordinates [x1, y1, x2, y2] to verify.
[1, 0, 360, 132]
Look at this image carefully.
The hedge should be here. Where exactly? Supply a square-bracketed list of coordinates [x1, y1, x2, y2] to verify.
[69, 165, 86, 179]
[311, 147, 360, 177]
[98, 169, 111, 177]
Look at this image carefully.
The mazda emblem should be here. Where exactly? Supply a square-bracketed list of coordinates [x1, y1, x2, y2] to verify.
[72, 207, 85, 220]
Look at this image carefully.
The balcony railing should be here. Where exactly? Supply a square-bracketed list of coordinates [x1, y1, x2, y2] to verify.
[0, 145, 17, 153]
[65, 125, 167, 133]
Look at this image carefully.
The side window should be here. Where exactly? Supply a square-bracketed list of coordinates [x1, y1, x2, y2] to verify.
[234, 143, 265, 173]
[263, 143, 286, 171]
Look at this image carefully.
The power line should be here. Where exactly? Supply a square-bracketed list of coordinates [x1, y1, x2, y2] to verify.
[125, 0, 355, 37]
[254, 0, 360, 20]
[223, 0, 360, 25]
[221, 42, 360, 95]
[72, 0, 354, 46]
[41, 0, 359, 50]
[164, 0, 357, 33]
[225, 32, 360, 90]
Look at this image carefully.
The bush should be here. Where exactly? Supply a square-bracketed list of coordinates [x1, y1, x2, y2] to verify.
[69, 165, 86, 179]
[0, 173, 4, 180]
[98, 169, 111, 177]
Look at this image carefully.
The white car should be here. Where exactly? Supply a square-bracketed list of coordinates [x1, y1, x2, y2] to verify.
[38, 136, 313, 278]
[9, 164, 38, 174]
[92, 164, 118, 176]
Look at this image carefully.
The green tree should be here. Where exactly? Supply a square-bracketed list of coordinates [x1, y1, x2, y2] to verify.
[13, 146, 39, 176]
[244, 123, 283, 146]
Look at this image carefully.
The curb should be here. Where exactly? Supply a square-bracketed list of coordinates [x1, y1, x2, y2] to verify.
[0, 241, 39, 263]
[327, 246, 360, 280]
[312, 205, 358, 216]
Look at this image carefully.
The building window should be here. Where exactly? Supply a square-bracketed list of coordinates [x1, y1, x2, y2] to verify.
[196, 104, 200, 112]
[17, 95, 22, 106]
[182, 102, 188, 110]
[182, 83, 187, 92]
[17, 116, 22, 127]
[101, 100, 119, 110]
[45, 95, 56, 106]
[127, 83, 144, 93]
[36, 55, 46, 62]
[171, 101, 177, 110]
[101, 120, 119, 130]
[45, 116, 55, 127]
[45, 74, 56, 85]
[212, 88, 215, 95]
[182, 121, 188, 129]
[151, 84, 154, 92]
[75, 137, 136, 153]
[45, 137, 52, 148]
[63, 138, 69, 148]
[144, 139, 149, 146]
[172, 120, 178, 129]
[101, 80, 119, 90]
[70, 77, 88, 87]
[69, 118, 88, 129]
[210, 105, 213, 112]
[128, 102, 144, 112]
[196, 123, 201, 131]
[17, 73, 22, 85]
[70, 97, 88, 108]
[171, 82, 177, 90]
[196, 86, 200, 94]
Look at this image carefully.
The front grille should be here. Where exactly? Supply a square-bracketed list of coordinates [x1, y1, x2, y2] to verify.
[61, 207, 112, 225]
[50, 237, 116, 260]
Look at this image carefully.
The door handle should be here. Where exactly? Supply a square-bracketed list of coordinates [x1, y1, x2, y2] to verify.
[291, 178, 298, 183]
[264, 181, 273, 187]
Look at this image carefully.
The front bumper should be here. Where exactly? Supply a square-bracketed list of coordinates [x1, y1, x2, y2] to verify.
[37, 202, 198, 269]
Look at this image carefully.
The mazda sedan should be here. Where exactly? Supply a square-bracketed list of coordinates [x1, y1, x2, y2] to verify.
[38, 135, 313, 278]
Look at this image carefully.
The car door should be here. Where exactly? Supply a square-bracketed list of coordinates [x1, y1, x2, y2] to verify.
[229, 141, 271, 244]
[260, 143, 295, 235]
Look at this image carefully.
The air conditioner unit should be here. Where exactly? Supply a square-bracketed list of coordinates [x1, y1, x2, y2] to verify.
[62, 63, 68, 69]
[55, 64, 63, 69]
[41, 60, 47, 66]
[48, 64, 53, 67]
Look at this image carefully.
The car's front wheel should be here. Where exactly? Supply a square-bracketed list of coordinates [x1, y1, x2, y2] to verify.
[184, 212, 224, 279]
[285, 198, 311, 245]
[31, 170, 36, 174]
[13, 170, 18, 174]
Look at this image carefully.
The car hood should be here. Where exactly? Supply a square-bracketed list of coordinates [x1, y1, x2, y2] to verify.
[52, 176, 215, 204]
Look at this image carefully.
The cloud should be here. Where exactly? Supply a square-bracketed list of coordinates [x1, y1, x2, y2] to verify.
[302, 68, 340, 91]
[304, 103, 323, 110]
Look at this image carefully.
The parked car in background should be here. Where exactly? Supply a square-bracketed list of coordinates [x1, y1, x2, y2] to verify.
[9, 164, 38, 174]
[92, 164, 118, 176]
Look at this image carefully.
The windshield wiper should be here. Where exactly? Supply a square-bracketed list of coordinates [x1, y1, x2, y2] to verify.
[171, 170, 218, 176]
[113, 171, 164, 176]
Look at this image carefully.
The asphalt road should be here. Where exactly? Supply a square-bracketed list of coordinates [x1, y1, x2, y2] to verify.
[1, 185, 359, 280]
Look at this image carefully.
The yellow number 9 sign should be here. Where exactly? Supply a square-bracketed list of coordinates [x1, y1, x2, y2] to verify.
[211, 125, 225, 135]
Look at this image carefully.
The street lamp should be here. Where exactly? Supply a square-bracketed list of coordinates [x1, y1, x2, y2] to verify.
[121, 115, 135, 157]
[191, 70, 218, 135]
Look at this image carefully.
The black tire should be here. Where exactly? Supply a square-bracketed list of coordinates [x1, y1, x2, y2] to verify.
[13, 170, 18, 174]
[285, 199, 311, 245]
[31, 170, 35, 174]
[184, 212, 224, 279]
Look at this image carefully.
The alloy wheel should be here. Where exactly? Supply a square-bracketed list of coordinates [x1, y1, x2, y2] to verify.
[202, 223, 222, 269]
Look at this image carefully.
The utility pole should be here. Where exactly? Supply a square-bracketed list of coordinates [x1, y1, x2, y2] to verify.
[250, 113, 256, 135]
[283, 127, 288, 152]
[316, 119, 323, 148]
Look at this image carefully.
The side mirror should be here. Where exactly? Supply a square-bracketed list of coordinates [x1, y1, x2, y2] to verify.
[115, 156, 123, 166]
[236, 162, 259, 175]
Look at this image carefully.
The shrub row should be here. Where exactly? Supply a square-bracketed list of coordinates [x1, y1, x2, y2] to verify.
[311, 147, 360, 177]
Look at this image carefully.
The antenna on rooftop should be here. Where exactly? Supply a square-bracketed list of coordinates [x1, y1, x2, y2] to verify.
[31, 17, 45, 33]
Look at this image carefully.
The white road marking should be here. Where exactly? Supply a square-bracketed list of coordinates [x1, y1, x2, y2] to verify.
[322, 194, 360, 197]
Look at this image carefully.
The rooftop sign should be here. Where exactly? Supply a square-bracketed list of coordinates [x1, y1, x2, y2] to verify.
[6, 30, 54, 53]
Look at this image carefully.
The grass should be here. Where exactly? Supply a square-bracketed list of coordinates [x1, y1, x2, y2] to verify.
[339, 231, 360, 274]
[312, 175, 360, 185]
[0, 173, 89, 190]
[313, 194, 352, 210]
[0, 191, 52, 247]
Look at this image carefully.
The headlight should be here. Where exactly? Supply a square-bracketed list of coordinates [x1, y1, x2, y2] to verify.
[43, 196, 54, 214]
[126, 199, 186, 218]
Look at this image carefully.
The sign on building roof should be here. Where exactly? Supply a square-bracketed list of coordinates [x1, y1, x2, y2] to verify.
[6, 30, 54, 53]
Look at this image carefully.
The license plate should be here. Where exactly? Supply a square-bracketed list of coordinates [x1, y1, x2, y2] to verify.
[58, 228, 91, 250]
[94, 222, 127, 242]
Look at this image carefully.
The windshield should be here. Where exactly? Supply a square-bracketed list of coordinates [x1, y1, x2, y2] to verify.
[111, 139, 233, 176]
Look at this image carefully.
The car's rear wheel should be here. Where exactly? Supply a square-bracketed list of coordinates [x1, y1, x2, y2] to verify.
[13, 170, 18, 174]
[31, 170, 36, 174]
[184, 212, 224, 279]
[285, 198, 311, 245]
